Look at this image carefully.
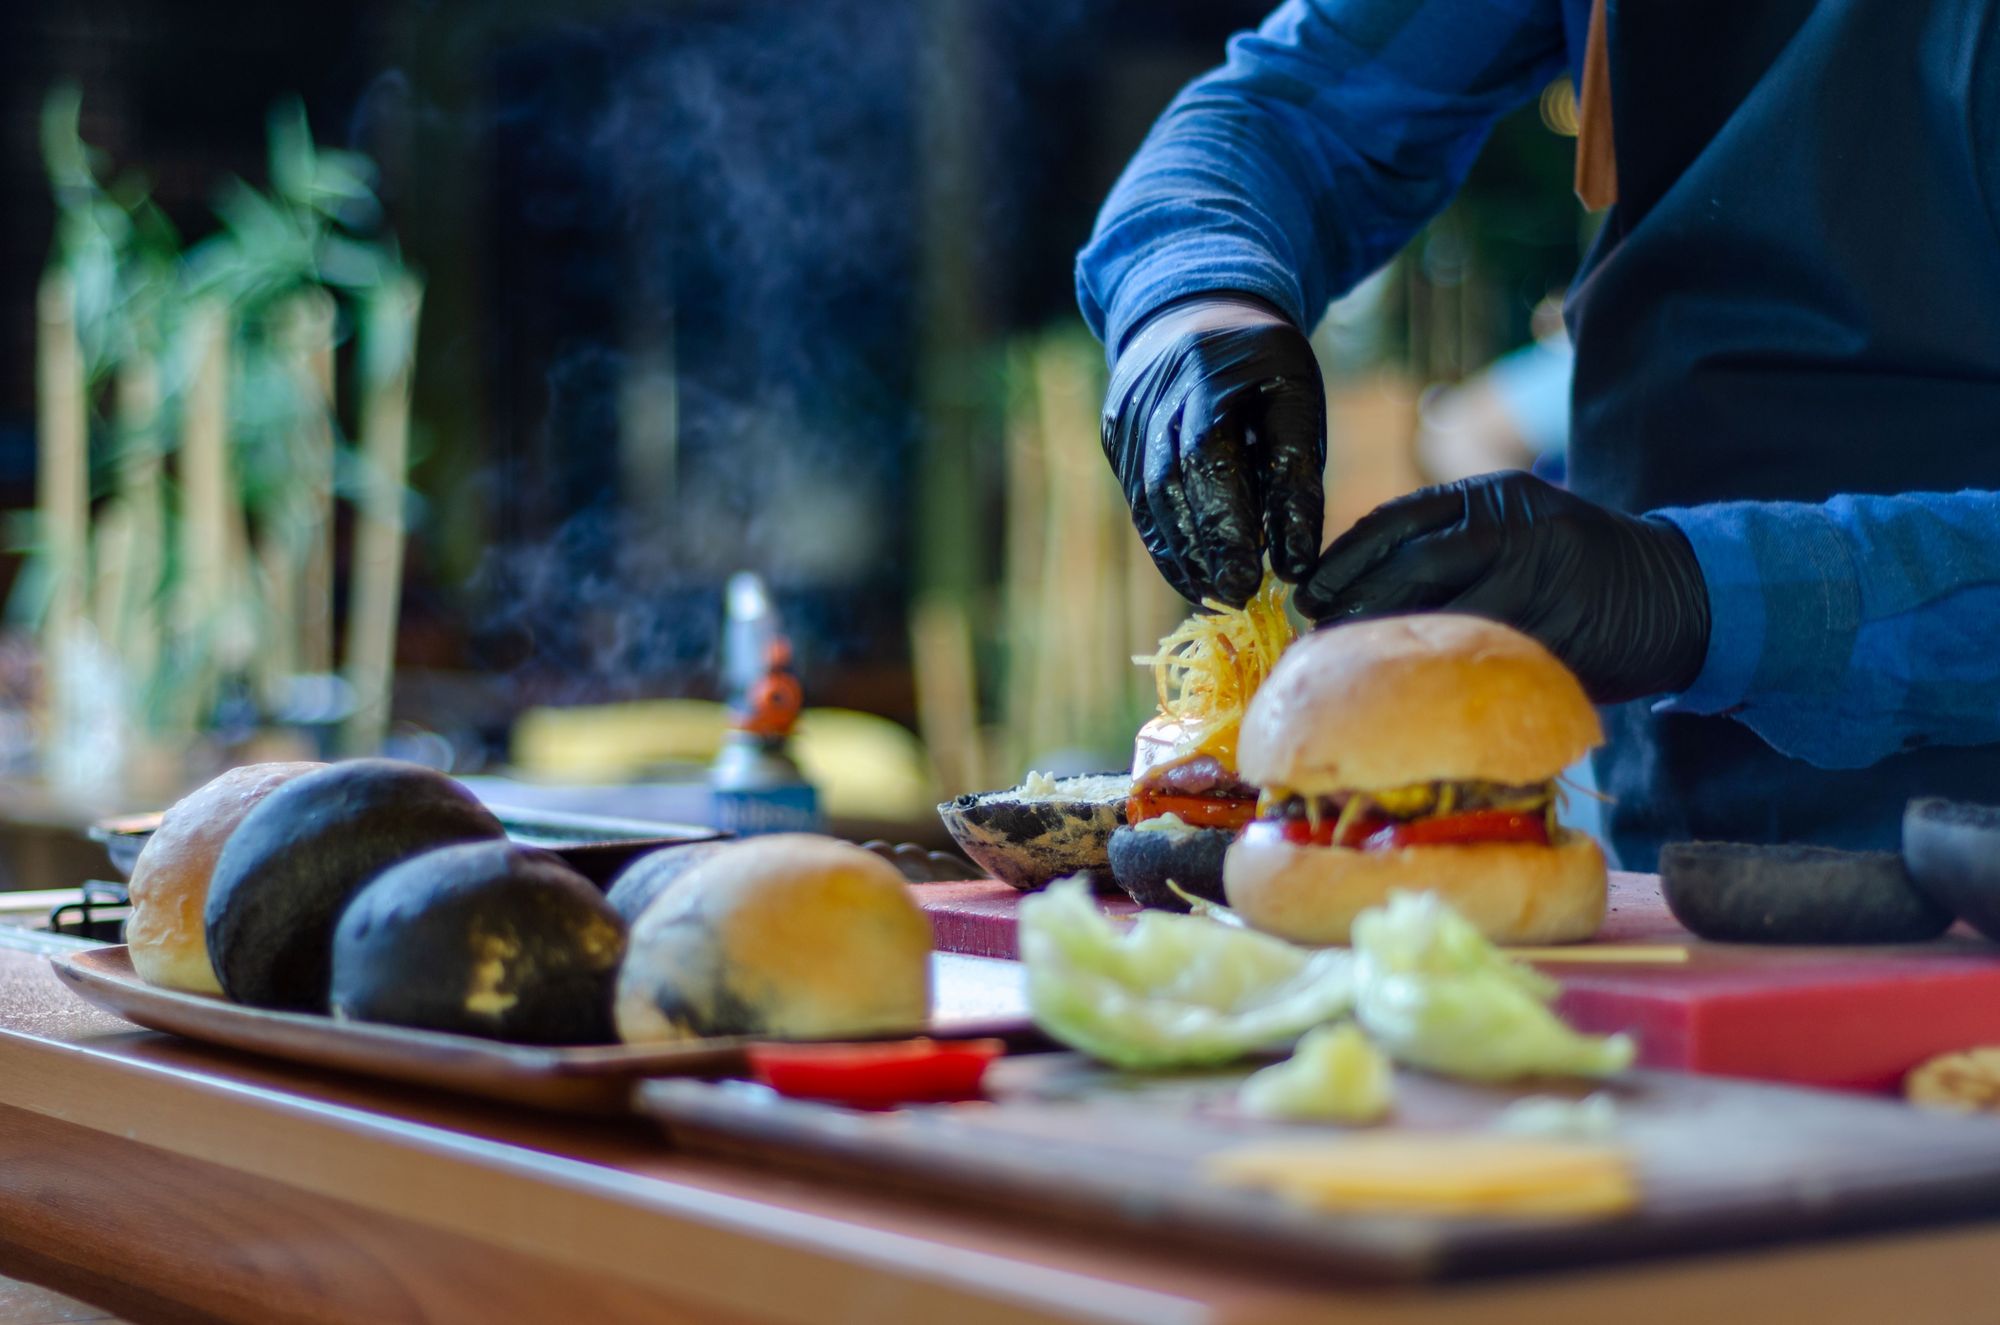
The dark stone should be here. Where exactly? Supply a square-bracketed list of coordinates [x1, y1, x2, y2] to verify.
[1659, 840, 1952, 945]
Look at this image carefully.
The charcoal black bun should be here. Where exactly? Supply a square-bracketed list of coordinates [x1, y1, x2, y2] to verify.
[1904, 799, 2000, 941]
[330, 840, 627, 1044]
[605, 841, 734, 925]
[205, 759, 508, 1010]
[1107, 823, 1231, 911]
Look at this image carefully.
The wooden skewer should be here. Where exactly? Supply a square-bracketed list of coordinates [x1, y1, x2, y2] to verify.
[1505, 945, 1692, 965]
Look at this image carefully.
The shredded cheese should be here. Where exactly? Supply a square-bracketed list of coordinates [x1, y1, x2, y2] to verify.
[1020, 770, 1061, 798]
[1132, 571, 1296, 755]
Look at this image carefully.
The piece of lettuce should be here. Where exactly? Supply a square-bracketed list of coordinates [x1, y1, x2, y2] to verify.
[1239, 1022, 1394, 1124]
[1352, 892, 1634, 1080]
[1019, 878, 1353, 1069]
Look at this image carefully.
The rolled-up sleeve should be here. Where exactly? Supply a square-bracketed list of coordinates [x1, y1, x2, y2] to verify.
[1075, 0, 1571, 353]
[1653, 492, 2000, 768]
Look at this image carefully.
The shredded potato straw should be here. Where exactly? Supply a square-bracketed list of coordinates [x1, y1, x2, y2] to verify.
[1133, 571, 1296, 735]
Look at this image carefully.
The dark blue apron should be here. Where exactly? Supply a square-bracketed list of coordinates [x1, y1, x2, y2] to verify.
[1566, 0, 2000, 869]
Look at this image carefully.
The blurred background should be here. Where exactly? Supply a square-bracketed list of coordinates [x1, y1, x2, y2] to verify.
[0, 0, 1591, 862]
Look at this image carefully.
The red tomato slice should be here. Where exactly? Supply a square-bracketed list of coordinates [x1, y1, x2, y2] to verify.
[1364, 809, 1550, 850]
[1242, 809, 1548, 851]
[747, 1038, 1005, 1108]
[1127, 791, 1259, 831]
[1241, 816, 1323, 848]
[1238, 814, 1386, 849]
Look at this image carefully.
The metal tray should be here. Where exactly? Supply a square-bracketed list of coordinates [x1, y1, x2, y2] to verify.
[91, 803, 725, 887]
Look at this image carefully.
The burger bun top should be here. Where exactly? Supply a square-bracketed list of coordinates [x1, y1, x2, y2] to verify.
[1237, 614, 1601, 794]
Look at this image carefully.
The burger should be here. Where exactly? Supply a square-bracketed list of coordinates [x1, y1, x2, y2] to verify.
[1222, 614, 1606, 945]
[1108, 575, 1294, 908]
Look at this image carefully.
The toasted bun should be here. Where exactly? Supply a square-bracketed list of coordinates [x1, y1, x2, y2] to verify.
[1223, 831, 1606, 945]
[615, 834, 932, 1045]
[1237, 615, 1600, 793]
[126, 761, 326, 994]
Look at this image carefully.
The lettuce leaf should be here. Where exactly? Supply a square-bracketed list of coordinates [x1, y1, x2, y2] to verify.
[1019, 878, 1354, 1069]
[1352, 892, 1634, 1081]
[1239, 1022, 1394, 1123]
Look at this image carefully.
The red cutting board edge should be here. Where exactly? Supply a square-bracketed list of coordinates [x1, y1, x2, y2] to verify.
[913, 872, 2000, 1093]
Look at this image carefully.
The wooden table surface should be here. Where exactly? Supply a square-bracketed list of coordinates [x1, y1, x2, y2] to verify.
[0, 930, 1995, 1325]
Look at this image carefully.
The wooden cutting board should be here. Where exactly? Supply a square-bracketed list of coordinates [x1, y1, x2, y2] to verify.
[641, 1051, 2000, 1284]
[915, 872, 2000, 1091]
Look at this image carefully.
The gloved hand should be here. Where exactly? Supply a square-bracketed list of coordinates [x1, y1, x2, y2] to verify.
[1293, 471, 1711, 704]
[1102, 294, 1326, 607]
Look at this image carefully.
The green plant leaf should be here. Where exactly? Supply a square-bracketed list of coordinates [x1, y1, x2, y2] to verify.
[267, 97, 316, 206]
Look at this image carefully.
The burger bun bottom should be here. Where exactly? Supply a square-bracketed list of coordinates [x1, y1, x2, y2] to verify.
[1223, 832, 1606, 946]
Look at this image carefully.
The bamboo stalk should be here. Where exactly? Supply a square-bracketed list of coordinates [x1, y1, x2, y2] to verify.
[290, 292, 337, 677]
[35, 273, 88, 749]
[910, 594, 981, 800]
[256, 523, 298, 705]
[1034, 340, 1092, 747]
[180, 303, 235, 728]
[89, 507, 130, 675]
[112, 345, 163, 708]
[340, 276, 422, 756]
[999, 345, 1045, 775]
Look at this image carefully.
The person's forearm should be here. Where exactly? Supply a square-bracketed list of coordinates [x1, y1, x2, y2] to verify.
[1653, 492, 2000, 768]
[1075, 0, 1567, 354]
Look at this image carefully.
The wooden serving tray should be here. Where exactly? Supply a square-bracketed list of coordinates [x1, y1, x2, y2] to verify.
[643, 1052, 2000, 1283]
[52, 945, 1030, 1113]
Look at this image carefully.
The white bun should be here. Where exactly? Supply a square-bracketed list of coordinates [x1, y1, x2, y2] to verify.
[1223, 831, 1607, 945]
[126, 761, 327, 993]
[615, 834, 932, 1045]
[1237, 615, 1601, 793]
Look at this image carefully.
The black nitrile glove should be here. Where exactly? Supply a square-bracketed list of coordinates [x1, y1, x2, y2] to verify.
[1102, 294, 1327, 607]
[1294, 471, 1711, 704]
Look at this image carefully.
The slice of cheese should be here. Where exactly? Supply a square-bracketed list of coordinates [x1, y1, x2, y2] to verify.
[1205, 1133, 1638, 1218]
[1132, 714, 1237, 780]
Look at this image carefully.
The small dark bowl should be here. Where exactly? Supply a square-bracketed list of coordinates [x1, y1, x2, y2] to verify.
[1659, 840, 1952, 945]
[936, 774, 1129, 892]
[1106, 823, 1230, 911]
[1905, 798, 2000, 942]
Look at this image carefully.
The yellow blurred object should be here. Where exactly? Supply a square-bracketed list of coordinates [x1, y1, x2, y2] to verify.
[1906, 1047, 2000, 1113]
[509, 701, 936, 824]
[513, 699, 729, 777]
[1207, 1133, 1637, 1217]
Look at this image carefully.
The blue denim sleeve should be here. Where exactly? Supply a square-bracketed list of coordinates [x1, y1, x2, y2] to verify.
[1075, 0, 1572, 353]
[1653, 493, 2000, 769]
